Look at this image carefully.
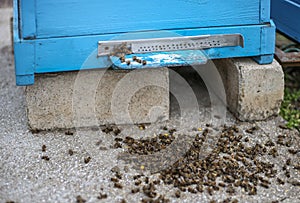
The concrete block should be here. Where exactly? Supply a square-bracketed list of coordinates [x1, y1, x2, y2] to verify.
[215, 58, 284, 121]
[26, 68, 169, 130]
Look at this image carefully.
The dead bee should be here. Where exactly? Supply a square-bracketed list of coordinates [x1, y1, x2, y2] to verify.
[218, 182, 226, 187]
[285, 171, 291, 178]
[135, 180, 142, 186]
[126, 60, 131, 65]
[76, 195, 86, 203]
[131, 188, 140, 193]
[84, 156, 91, 164]
[97, 193, 108, 199]
[111, 177, 119, 183]
[113, 142, 122, 149]
[41, 155, 50, 161]
[226, 186, 235, 194]
[207, 187, 213, 196]
[42, 145, 46, 152]
[65, 130, 74, 135]
[286, 158, 291, 166]
[114, 182, 123, 189]
[260, 182, 269, 188]
[288, 149, 299, 155]
[188, 187, 197, 194]
[142, 60, 147, 65]
[120, 56, 125, 63]
[68, 149, 74, 156]
[248, 186, 257, 195]
[277, 178, 284, 185]
[175, 190, 181, 198]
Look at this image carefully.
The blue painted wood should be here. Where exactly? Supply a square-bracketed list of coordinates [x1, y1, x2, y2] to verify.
[111, 50, 208, 69]
[260, 0, 271, 23]
[14, 0, 275, 85]
[13, 0, 35, 85]
[33, 0, 264, 39]
[32, 24, 274, 74]
[19, 0, 36, 39]
[271, 0, 300, 43]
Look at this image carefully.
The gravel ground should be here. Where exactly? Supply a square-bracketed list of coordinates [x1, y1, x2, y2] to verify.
[1, 7, 300, 203]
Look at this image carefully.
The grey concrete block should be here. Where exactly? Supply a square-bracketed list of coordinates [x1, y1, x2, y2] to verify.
[215, 58, 284, 121]
[26, 68, 169, 130]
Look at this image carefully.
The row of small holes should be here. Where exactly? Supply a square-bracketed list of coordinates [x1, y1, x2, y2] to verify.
[137, 41, 221, 52]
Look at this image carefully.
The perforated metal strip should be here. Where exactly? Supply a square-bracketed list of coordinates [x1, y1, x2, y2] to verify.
[98, 34, 244, 56]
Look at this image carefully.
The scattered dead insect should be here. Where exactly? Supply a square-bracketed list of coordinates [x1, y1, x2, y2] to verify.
[142, 60, 147, 65]
[278, 124, 289, 129]
[41, 155, 50, 161]
[288, 149, 299, 155]
[76, 195, 86, 203]
[99, 146, 108, 150]
[111, 177, 119, 183]
[286, 158, 291, 166]
[42, 144, 46, 152]
[126, 60, 131, 65]
[120, 56, 125, 63]
[276, 178, 285, 185]
[131, 188, 140, 193]
[113, 142, 122, 149]
[288, 180, 300, 186]
[132, 56, 137, 61]
[260, 182, 269, 188]
[175, 190, 181, 198]
[114, 182, 123, 189]
[232, 199, 239, 203]
[135, 180, 142, 186]
[138, 124, 146, 130]
[95, 140, 103, 146]
[285, 171, 291, 178]
[207, 187, 213, 196]
[68, 149, 74, 156]
[245, 126, 259, 134]
[84, 156, 91, 164]
[111, 166, 120, 173]
[226, 185, 235, 194]
[65, 130, 74, 135]
[97, 193, 108, 199]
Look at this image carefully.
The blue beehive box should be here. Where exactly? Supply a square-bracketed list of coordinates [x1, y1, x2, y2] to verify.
[13, 0, 275, 86]
[271, 0, 300, 43]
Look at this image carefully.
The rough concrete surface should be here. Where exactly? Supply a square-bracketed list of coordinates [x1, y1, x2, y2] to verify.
[215, 58, 284, 121]
[1, 7, 300, 203]
[26, 68, 169, 130]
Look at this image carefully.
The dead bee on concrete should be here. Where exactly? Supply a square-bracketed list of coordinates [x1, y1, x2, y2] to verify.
[97, 193, 108, 199]
[135, 180, 142, 186]
[68, 149, 74, 156]
[114, 182, 123, 189]
[286, 158, 291, 166]
[111, 177, 119, 183]
[276, 178, 284, 185]
[65, 130, 74, 135]
[76, 195, 86, 203]
[84, 156, 91, 164]
[41, 155, 50, 161]
[288, 149, 299, 155]
[42, 145, 46, 152]
[131, 188, 140, 193]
